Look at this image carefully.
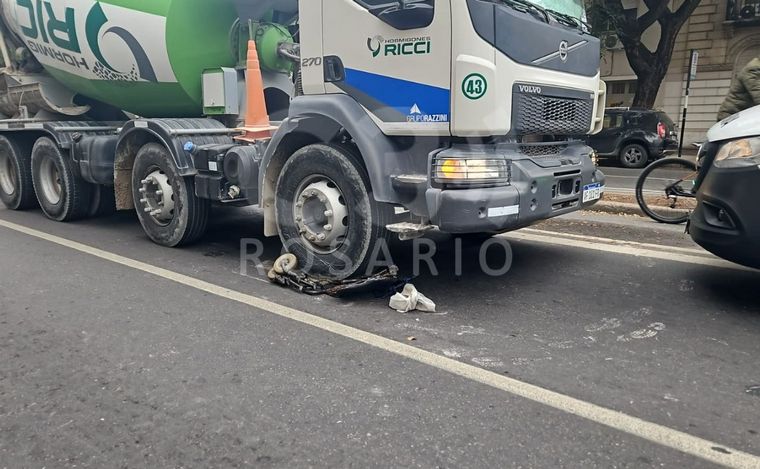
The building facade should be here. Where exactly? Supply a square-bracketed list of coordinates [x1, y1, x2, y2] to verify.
[600, 0, 760, 143]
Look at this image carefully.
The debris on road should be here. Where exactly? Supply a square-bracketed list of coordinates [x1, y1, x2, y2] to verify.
[267, 254, 403, 297]
[389, 284, 436, 313]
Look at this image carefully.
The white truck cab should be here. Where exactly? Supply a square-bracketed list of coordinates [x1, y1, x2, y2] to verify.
[260, 0, 607, 276]
[302, 0, 605, 138]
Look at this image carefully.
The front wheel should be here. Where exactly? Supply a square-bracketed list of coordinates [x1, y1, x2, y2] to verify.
[132, 143, 209, 247]
[620, 143, 649, 169]
[636, 157, 698, 224]
[275, 143, 392, 280]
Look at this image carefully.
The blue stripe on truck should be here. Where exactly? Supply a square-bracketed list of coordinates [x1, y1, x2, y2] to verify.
[344, 68, 450, 122]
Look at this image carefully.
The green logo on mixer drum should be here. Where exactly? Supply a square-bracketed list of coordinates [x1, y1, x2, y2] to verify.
[462, 73, 487, 100]
[15, 0, 86, 68]
[84, 2, 156, 82]
[16, 0, 79, 51]
[14, 0, 157, 82]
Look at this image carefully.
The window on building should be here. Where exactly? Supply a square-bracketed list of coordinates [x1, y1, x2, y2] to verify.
[605, 80, 638, 107]
[610, 82, 627, 94]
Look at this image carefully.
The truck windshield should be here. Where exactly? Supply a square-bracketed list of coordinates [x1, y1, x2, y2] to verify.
[529, 0, 585, 20]
[498, 0, 588, 29]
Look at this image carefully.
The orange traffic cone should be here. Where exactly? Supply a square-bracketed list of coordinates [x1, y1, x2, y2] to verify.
[236, 39, 277, 142]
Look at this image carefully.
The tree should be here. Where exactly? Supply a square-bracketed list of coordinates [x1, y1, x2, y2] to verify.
[588, 0, 703, 108]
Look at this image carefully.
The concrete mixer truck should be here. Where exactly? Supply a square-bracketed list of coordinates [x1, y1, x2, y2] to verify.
[0, 0, 606, 279]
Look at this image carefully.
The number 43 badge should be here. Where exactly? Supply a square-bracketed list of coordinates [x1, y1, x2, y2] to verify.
[462, 73, 488, 100]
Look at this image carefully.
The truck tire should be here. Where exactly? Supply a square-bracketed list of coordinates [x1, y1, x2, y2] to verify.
[0, 135, 37, 210]
[132, 143, 208, 247]
[275, 143, 392, 280]
[620, 143, 649, 169]
[31, 137, 92, 221]
[88, 184, 116, 218]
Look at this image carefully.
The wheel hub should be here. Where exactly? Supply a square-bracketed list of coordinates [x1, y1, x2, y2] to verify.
[38, 157, 62, 205]
[294, 179, 348, 251]
[625, 148, 642, 163]
[138, 170, 175, 224]
[0, 151, 16, 195]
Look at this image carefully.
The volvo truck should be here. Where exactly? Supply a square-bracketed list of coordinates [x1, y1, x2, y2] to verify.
[0, 0, 606, 279]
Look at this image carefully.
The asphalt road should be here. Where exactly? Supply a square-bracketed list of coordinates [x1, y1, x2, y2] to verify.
[600, 166, 643, 190]
[601, 154, 698, 193]
[1, 204, 759, 468]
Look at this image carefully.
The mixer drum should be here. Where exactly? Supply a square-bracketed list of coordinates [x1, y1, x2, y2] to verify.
[0, 0, 240, 117]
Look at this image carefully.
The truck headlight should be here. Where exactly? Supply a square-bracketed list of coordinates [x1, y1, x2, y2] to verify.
[714, 137, 760, 167]
[433, 157, 509, 186]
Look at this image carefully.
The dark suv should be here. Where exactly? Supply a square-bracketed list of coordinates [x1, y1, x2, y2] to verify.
[588, 108, 679, 168]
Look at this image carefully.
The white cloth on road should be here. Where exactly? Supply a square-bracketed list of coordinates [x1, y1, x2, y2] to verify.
[389, 284, 436, 313]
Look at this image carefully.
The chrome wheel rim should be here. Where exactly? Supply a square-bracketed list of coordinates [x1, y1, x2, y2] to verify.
[38, 157, 62, 205]
[0, 151, 16, 195]
[138, 169, 175, 226]
[293, 176, 349, 253]
[624, 148, 643, 165]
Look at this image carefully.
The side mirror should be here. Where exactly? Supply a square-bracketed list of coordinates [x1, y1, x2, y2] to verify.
[369, 1, 434, 30]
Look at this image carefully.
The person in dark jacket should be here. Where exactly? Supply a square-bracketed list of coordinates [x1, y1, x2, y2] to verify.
[718, 57, 760, 121]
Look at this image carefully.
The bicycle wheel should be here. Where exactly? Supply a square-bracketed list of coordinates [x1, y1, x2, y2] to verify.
[636, 157, 698, 224]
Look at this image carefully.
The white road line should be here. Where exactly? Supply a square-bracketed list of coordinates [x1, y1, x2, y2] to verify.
[519, 228, 712, 256]
[607, 175, 681, 181]
[0, 218, 758, 468]
[505, 230, 757, 273]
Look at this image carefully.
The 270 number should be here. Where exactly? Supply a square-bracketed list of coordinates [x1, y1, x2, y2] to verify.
[302, 57, 323, 67]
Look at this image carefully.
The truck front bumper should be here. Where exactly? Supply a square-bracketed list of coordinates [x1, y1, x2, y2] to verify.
[425, 143, 605, 233]
[689, 163, 760, 269]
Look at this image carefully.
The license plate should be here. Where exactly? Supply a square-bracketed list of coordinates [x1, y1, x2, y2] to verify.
[583, 183, 603, 203]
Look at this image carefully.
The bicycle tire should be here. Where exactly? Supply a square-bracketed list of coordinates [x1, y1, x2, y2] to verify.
[636, 157, 698, 224]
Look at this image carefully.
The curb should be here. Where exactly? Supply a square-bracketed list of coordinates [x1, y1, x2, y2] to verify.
[585, 199, 644, 217]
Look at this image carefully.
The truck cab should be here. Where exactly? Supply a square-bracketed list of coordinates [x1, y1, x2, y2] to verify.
[305, 0, 604, 139]
[259, 0, 606, 275]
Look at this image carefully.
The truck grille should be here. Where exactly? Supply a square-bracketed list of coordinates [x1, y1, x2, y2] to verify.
[519, 143, 568, 157]
[513, 94, 593, 135]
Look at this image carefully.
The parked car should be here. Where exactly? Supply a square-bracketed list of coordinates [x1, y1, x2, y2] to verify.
[689, 105, 760, 269]
[588, 108, 679, 168]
